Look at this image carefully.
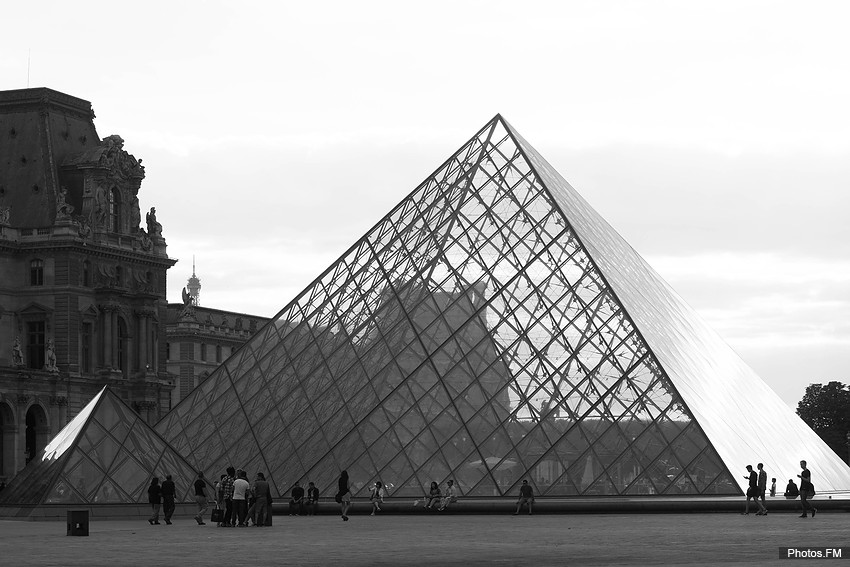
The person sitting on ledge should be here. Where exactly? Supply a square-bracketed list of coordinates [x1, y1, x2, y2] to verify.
[784, 479, 799, 499]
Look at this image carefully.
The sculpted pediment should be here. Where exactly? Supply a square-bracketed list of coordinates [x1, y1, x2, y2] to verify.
[61, 134, 145, 183]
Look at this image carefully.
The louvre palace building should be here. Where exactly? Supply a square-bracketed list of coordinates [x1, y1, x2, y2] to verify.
[0, 88, 176, 482]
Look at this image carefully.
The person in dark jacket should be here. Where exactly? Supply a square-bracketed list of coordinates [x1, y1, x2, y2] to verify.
[338, 470, 351, 521]
[784, 479, 800, 499]
[252, 473, 271, 527]
[289, 481, 305, 516]
[306, 482, 320, 516]
[797, 460, 817, 518]
[161, 474, 176, 525]
[148, 477, 162, 525]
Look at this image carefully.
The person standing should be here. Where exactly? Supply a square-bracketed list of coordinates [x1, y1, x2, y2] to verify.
[194, 471, 208, 525]
[289, 481, 305, 516]
[756, 464, 768, 516]
[233, 470, 250, 527]
[252, 473, 271, 527]
[770, 478, 777, 498]
[797, 460, 817, 518]
[513, 479, 534, 515]
[338, 470, 351, 521]
[221, 467, 236, 527]
[370, 481, 384, 515]
[306, 482, 320, 516]
[161, 474, 176, 525]
[147, 477, 162, 525]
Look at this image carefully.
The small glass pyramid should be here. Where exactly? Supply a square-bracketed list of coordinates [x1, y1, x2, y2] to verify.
[0, 386, 202, 506]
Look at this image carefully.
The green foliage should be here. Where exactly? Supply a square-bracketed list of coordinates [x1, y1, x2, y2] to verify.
[796, 381, 850, 462]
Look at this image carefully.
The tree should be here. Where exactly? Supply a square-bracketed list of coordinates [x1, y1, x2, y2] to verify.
[796, 381, 850, 463]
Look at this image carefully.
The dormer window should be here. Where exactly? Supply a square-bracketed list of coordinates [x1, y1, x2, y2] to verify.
[108, 187, 122, 232]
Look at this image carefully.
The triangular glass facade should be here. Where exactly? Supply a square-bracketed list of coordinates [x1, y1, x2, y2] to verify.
[152, 115, 850, 500]
[0, 387, 202, 506]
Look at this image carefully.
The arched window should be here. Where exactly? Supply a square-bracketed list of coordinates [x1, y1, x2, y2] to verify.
[108, 187, 122, 233]
[30, 259, 44, 286]
[82, 260, 90, 287]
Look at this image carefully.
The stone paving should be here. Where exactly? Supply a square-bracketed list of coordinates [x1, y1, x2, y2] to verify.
[2, 509, 848, 566]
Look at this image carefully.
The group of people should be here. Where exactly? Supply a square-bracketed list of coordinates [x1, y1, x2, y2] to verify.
[285, 480, 321, 516]
[415, 479, 458, 512]
[213, 467, 274, 527]
[743, 460, 817, 518]
[148, 461, 822, 525]
[146, 474, 177, 525]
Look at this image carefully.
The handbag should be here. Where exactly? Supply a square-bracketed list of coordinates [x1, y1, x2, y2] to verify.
[210, 508, 224, 522]
[335, 492, 342, 503]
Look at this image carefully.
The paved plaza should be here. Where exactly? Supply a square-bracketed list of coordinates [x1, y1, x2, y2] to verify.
[2, 509, 848, 566]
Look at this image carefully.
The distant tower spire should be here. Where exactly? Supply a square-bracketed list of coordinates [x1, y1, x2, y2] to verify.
[186, 255, 201, 306]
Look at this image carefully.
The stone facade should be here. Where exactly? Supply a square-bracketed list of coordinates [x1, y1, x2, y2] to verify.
[0, 88, 175, 482]
[166, 300, 270, 408]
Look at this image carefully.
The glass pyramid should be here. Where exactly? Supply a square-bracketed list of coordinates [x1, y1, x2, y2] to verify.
[154, 115, 849, 499]
[0, 386, 202, 507]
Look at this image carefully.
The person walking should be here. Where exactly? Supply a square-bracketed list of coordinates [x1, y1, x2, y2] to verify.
[797, 460, 817, 518]
[756, 464, 768, 516]
[513, 479, 534, 515]
[147, 477, 162, 525]
[161, 474, 176, 524]
[338, 470, 351, 521]
[370, 481, 384, 515]
[194, 471, 208, 525]
[252, 472, 271, 527]
[742, 465, 764, 515]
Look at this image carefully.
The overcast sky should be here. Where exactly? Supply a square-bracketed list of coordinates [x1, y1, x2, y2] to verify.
[2, 1, 848, 409]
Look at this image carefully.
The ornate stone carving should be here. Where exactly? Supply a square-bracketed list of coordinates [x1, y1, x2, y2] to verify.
[56, 186, 75, 220]
[0, 205, 10, 226]
[49, 396, 68, 406]
[12, 336, 24, 367]
[77, 219, 92, 240]
[130, 194, 141, 233]
[146, 207, 162, 238]
[17, 394, 29, 406]
[44, 338, 58, 373]
[138, 229, 153, 251]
